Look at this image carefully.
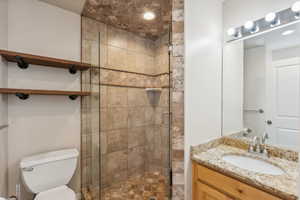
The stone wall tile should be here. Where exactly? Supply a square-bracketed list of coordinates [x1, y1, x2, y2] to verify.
[172, 185, 184, 200]
[173, 0, 184, 10]
[107, 45, 127, 70]
[128, 127, 145, 148]
[172, 161, 184, 173]
[172, 150, 184, 161]
[173, 33, 184, 45]
[172, 135, 184, 150]
[128, 107, 145, 128]
[128, 88, 147, 107]
[128, 146, 146, 176]
[82, 40, 92, 64]
[172, 56, 184, 69]
[107, 86, 128, 107]
[145, 107, 155, 125]
[172, 9, 184, 22]
[107, 129, 128, 153]
[172, 91, 183, 104]
[107, 25, 128, 49]
[100, 132, 107, 155]
[91, 68, 100, 84]
[172, 44, 184, 57]
[172, 21, 184, 34]
[103, 150, 128, 184]
[110, 107, 128, 129]
[99, 43, 107, 67]
[100, 86, 107, 108]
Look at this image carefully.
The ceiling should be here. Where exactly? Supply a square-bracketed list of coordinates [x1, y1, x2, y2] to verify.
[39, 0, 86, 14]
[82, 0, 172, 40]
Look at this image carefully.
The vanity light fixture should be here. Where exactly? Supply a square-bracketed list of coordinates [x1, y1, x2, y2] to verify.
[244, 21, 259, 33]
[227, 6, 300, 42]
[227, 27, 242, 38]
[282, 30, 295, 36]
[292, 1, 300, 18]
[143, 11, 156, 20]
[265, 12, 280, 26]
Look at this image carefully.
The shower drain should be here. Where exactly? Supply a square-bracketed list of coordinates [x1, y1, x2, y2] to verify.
[149, 197, 157, 200]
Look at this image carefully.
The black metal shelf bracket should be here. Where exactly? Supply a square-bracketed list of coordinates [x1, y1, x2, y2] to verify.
[16, 93, 29, 100]
[13, 93, 79, 100]
[69, 95, 78, 100]
[15, 56, 29, 69]
[69, 65, 77, 74]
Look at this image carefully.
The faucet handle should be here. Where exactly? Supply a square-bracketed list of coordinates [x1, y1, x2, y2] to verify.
[248, 136, 258, 153]
[252, 136, 259, 145]
[248, 144, 254, 153]
[262, 132, 269, 144]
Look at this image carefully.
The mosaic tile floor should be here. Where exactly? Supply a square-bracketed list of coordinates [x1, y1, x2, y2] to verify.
[101, 172, 169, 200]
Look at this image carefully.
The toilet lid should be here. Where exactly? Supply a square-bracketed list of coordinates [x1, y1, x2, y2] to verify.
[35, 185, 76, 200]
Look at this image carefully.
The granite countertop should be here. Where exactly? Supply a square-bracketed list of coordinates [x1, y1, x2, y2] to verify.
[191, 138, 299, 200]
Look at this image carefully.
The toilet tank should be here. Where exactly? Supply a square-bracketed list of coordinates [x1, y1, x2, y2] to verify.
[20, 149, 79, 194]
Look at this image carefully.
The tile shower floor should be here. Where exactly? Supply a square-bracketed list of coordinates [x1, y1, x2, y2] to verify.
[102, 172, 168, 200]
[85, 172, 169, 200]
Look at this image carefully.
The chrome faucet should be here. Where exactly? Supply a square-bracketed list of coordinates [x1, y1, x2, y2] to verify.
[249, 136, 260, 153]
[261, 132, 269, 155]
[248, 133, 269, 157]
[262, 132, 269, 144]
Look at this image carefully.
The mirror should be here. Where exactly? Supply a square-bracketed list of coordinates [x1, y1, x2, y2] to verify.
[223, 22, 300, 151]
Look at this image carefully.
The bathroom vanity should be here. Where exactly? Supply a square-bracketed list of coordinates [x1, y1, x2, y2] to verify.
[210, 4, 300, 200]
[191, 137, 298, 200]
[193, 163, 281, 200]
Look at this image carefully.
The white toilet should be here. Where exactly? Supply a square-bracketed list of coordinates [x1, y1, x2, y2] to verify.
[20, 149, 79, 200]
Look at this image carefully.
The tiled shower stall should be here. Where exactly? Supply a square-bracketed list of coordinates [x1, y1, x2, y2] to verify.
[81, 17, 172, 200]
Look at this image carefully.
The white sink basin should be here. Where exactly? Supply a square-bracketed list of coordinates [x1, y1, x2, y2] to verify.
[222, 154, 284, 175]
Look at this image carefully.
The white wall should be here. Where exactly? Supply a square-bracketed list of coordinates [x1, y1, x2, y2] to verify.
[244, 47, 266, 136]
[185, 0, 223, 199]
[222, 41, 244, 135]
[272, 46, 300, 61]
[0, 0, 8, 197]
[6, 0, 81, 199]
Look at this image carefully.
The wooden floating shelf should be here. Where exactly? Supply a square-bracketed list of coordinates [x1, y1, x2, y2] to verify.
[0, 88, 90, 100]
[0, 49, 91, 72]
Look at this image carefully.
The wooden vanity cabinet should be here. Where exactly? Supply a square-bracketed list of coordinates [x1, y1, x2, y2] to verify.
[193, 162, 282, 200]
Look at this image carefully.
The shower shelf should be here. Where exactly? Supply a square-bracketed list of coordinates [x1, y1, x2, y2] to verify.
[0, 49, 91, 74]
[145, 88, 162, 92]
[0, 88, 90, 100]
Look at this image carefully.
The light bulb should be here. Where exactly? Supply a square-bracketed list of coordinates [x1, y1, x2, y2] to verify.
[292, 1, 300, 18]
[265, 12, 276, 22]
[227, 28, 236, 36]
[292, 1, 300, 12]
[244, 21, 254, 30]
[143, 12, 156, 20]
[227, 28, 241, 38]
[244, 21, 259, 33]
[265, 12, 280, 26]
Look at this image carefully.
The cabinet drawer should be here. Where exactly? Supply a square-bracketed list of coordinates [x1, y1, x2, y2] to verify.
[196, 181, 234, 200]
[195, 164, 282, 200]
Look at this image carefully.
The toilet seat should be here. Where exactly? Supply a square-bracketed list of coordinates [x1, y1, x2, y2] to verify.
[34, 185, 76, 200]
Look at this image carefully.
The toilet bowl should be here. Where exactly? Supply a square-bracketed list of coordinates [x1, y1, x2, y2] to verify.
[20, 149, 79, 200]
[34, 186, 75, 200]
